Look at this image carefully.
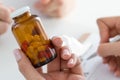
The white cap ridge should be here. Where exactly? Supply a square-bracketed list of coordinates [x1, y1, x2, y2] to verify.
[11, 6, 30, 19]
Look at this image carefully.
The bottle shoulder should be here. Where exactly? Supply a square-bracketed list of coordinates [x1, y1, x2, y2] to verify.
[32, 15, 41, 22]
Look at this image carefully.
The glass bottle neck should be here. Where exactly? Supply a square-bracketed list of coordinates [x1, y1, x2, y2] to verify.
[13, 11, 31, 23]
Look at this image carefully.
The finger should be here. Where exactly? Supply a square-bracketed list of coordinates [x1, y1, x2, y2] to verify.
[51, 36, 63, 47]
[61, 46, 71, 60]
[60, 57, 74, 72]
[67, 54, 76, 68]
[114, 57, 120, 77]
[0, 5, 12, 23]
[103, 56, 114, 64]
[97, 18, 110, 43]
[102, 57, 111, 63]
[36, 67, 43, 73]
[114, 17, 120, 34]
[69, 54, 84, 75]
[108, 57, 117, 72]
[98, 42, 120, 57]
[60, 59, 69, 71]
[116, 57, 120, 67]
[59, 47, 72, 72]
[97, 17, 120, 43]
[13, 49, 45, 80]
[47, 36, 63, 72]
[0, 21, 9, 35]
[114, 68, 120, 77]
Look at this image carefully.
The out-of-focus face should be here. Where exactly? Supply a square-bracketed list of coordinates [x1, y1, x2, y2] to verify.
[34, 0, 75, 18]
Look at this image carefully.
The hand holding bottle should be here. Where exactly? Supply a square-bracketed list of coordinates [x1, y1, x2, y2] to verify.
[13, 36, 85, 80]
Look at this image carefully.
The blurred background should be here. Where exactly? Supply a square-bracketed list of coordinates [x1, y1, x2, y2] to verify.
[1, 0, 120, 80]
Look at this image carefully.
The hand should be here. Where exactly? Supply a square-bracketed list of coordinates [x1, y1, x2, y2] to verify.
[97, 16, 120, 77]
[34, 0, 75, 18]
[13, 36, 85, 80]
[0, 3, 14, 35]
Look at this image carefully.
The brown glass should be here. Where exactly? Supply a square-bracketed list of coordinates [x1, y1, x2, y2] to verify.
[12, 12, 57, 68]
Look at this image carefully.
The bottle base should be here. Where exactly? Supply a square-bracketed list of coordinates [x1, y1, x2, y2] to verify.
[34, 53, 57, 68]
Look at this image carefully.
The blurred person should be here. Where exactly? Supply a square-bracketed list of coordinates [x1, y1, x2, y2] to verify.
[34, 0, 75, 18]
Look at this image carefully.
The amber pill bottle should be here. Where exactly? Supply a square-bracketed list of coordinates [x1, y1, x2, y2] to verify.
[11, 6, 57, 68]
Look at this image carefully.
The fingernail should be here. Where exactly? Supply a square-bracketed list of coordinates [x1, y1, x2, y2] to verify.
[68, 59, 74, 68]
[13, 49, 22, 62]
[68, 59, 74, 64]
[63, 49, 70, 56]
[53, 37, 63, 47]
[62, 49, 71, 60]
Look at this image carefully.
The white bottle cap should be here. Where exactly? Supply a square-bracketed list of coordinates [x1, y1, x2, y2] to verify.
[10, 6, 30, 19]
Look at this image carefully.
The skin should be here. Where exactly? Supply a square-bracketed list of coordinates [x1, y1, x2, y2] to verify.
[34, 0, 75, 18]
[14, 36, 85, 80]
[0, 3, 14, 35]
[97, 16, 120, 77]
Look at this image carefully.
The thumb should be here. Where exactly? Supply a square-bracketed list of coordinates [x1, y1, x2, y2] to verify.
[13, 49, 45, 80]
[98, 42, 120, 57]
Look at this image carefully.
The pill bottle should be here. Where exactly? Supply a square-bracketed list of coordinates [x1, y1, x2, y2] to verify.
[11, 6, 57, 68]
